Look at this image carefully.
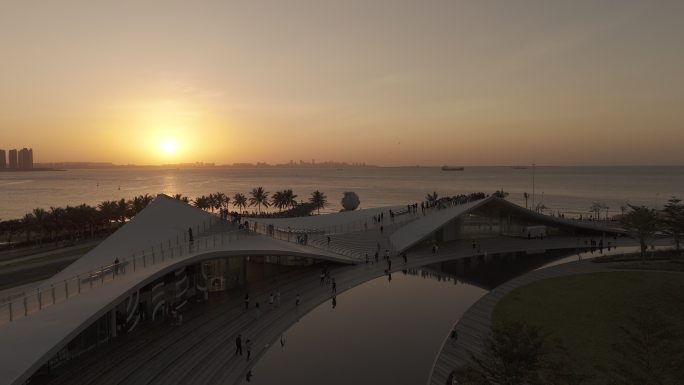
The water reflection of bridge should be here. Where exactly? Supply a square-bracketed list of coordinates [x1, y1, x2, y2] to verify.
[413, 248, 588, 291]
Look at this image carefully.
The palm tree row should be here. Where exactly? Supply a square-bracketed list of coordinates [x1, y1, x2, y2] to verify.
[0, 194, 155, 248]
[182, 188, 327, 216]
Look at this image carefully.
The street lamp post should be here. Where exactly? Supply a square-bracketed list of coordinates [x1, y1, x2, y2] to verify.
[532, 163, 536, 210]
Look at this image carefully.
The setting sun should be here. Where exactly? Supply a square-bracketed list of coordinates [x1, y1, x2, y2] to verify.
[160, 138, 178, 155]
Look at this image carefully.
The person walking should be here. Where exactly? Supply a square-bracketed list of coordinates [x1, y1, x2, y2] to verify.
[374, 251, 379, 263]
[365, 253, 369, 264]
[387, 258, 392, 271]
[235, 334, 243, 356]
[402, 252, 408, 264]
[246, 338, 252, 361]
[331, 278, 337, 295]
[269, 293, 274, 309]
[114, 257, 120, 275]
[188, 227, 194, 243]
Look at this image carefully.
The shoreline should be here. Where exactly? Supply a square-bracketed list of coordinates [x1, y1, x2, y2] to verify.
[0, 168, 64, 172]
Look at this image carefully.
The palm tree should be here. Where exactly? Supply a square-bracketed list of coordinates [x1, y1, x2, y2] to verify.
[523, 192, 530, 209]
[284, 189, 298, 209]
[193, 195, 211, 211]
[130, 194, 153, 215]
[211, 192, 228, 212]
[221, 193, 230, 211]
[32, 208, 49, 244]
[207, 193, 218, 213]
[22, 212, 35, 243]
[309, 190, 328, 215]
[116, 198, 130, 224]
[98, 200, 118, 229]
[271, 191, 287, 212]
[621, 204, 660, 263]
[1, 219, 21, 246]
[662, 196, 684, 255]
[49, 206, 66, 240]
[233, 193, 247, 213]
[172, 193, 190, 203]
[249, 187, 270, 214]
[425, 191, 439, 203]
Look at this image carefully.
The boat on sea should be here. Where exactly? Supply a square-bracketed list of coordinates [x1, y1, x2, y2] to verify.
[441, 166, 464, 171]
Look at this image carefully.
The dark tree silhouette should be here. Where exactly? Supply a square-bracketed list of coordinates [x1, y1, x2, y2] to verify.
[309, 190, 327, 215]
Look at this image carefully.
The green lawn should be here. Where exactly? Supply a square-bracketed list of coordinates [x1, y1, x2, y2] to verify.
[492, 272, 684, 384]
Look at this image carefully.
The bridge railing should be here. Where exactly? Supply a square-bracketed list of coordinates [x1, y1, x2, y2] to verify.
[0, 215, 256, 326]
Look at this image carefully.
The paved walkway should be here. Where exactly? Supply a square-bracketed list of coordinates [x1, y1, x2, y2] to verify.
[38, 236, 636, 385]
[427, 259, 639, 385]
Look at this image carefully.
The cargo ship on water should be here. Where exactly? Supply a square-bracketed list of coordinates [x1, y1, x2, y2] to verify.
[441, 166, 464, 171]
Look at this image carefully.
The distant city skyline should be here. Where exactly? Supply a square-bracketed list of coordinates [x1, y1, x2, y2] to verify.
[0, 147, 33, 170]
[2, 1, 683, 166]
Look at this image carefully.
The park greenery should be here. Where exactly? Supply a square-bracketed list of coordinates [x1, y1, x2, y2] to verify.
[470, 272, 684, 385]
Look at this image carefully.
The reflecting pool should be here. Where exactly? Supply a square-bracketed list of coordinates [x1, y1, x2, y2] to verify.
[241, 266, 486, 385]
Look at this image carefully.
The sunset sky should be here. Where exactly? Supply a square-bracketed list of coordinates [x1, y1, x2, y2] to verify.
[1, 1, 683, 166]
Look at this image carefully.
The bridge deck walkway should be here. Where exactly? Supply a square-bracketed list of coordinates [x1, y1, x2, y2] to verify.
[39, 236, 634, 385]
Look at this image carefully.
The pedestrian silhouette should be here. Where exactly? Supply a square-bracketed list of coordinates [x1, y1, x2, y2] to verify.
[235, 334, 243, 356]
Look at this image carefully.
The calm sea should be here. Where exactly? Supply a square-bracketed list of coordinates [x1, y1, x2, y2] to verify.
[1, 166, 682, 220]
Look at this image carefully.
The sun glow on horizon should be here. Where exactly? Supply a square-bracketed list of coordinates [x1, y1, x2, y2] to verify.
[160, 138, 179, 155]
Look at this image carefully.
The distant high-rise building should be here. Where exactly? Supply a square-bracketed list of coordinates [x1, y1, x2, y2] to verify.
[0, 149, 6, 169]
[8, 149, 18, 169]
[18, 148, 34, 169]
